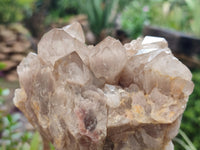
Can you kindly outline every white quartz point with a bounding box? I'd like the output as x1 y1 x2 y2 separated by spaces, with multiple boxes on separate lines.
38 28 75 65
90 36 127 84
38 27 89 66
142 36 168 48
53 52 91 86
148 54 193 81
63 22 85 43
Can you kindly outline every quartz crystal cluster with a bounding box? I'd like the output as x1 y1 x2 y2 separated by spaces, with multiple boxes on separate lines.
13 22 194 150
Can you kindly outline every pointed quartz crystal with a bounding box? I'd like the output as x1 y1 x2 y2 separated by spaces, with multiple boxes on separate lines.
63 22 85 43
53 51 92 86
90 36 127 84
38 22 90 66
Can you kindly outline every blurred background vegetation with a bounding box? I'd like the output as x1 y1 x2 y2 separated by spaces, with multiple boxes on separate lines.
0 0 200 149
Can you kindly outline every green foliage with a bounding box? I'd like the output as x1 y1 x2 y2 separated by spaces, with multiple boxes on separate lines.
149 0 189 31
0 102 40 149
174 129 197 150
121 0 200 38
56 0 79 15
178 69 200 150
45 0 130 37
118 0 133 10
0 87 43 149
0 89 28 149
121 0 150 38
0 63 6 70
78 0 119 37
46 0 79 18
0 0 35 24
184 0 200 37
149 0 200 37
43 0 79 26
0 87 31 150
1 113 24 148
0 0 22 23
45 11 72 26
30 132 41 150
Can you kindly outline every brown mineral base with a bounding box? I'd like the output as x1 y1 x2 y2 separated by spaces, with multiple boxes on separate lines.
13 22 194 150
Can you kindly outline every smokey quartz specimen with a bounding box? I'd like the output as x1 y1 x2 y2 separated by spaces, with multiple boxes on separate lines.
13 22 194 150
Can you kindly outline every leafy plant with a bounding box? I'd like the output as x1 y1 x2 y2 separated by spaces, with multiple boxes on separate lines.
1 113 24 148
150 1 186 30
0 0 35 24
0 104 43 149
44 0 79 24
30 132 42 150
121 0 200 38
46 0 130 39
184 0 200 37
78 0 119 38
121 0 150 38
0 63 6 71
173 129 197 150
56 0 79 16
0 86 31 149
150 0 200 37
118 0 133 10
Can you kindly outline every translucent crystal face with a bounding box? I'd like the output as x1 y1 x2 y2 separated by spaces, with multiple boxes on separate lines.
13 22 194 150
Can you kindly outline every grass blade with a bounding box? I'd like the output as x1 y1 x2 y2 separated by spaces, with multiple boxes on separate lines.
30 132 40 150
179 129 196 150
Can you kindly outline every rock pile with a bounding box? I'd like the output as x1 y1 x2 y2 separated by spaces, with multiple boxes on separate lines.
0 24 33 81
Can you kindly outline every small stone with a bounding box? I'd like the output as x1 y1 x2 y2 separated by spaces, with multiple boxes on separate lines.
12 42 27 53
0 53 6 60
0 29 17 42
5 70 18 81
0 43 13 53
9 23 30 36
13 23 194 150
10 54 25 62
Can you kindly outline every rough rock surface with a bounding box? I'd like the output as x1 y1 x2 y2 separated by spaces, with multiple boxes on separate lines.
13 22 194 150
